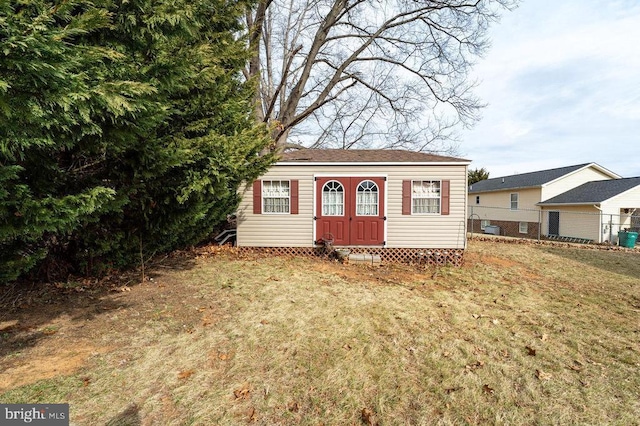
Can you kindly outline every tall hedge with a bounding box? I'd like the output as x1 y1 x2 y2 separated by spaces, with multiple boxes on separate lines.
0 0 272 282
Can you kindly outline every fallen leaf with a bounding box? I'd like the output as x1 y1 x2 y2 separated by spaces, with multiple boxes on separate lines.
343 344 352 350
473 346 487 355
525 346 536 356
247 406 256 423
445 386 462 394
234 383 251 400
482 384 494 394
465 360 485 370
361 407 377 426
260 319 269 325
82 377 91 387
535 369 552 381
472 313 480 319
442 351 451 358
287 401 299 412
178 370 195 380
219 353 229 360
492 319 500 325
540 333 549 342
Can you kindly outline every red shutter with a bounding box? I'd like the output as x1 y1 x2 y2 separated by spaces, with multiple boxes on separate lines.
290 180 299 214
402 180 411 215
441 180 450 215
252 180 261 214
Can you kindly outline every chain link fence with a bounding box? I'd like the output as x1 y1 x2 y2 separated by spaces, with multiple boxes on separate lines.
468 205 640 245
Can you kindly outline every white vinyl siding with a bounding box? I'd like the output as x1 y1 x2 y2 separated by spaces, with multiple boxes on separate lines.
542 167 615 201
237 164 468 249
467 188 542 223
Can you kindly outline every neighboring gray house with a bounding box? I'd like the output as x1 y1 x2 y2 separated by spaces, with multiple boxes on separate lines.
538 177 640 243
468 163 620 239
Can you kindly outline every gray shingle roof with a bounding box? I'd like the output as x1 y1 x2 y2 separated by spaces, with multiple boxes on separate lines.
469 164 592 193
538 177 640 205
279 149 469 163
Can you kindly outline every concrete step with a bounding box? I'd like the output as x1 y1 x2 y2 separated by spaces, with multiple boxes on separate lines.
348 253 381 266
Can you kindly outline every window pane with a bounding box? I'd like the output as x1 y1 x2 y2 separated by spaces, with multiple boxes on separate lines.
412 180 441 214
322 181 344 216
356 181 378 216
263 180 290 213
510 193 518 210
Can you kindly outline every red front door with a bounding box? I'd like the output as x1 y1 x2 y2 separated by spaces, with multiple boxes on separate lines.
315 177 385 246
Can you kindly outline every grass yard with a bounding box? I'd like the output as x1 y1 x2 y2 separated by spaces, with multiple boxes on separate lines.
1 240 639 425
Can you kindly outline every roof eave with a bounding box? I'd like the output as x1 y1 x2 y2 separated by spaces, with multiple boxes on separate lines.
537 202 603 207
541 163 621 188
469 185 543 194
276 161 472 166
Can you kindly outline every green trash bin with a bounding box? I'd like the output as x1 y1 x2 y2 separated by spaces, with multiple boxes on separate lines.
618 231 638 248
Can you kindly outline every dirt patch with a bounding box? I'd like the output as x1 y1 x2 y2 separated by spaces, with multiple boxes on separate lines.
0 264 208 394
0 344 109 392
478 255 519 268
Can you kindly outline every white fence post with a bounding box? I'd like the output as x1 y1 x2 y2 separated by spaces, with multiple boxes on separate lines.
609 215 614 243
538 210 542 241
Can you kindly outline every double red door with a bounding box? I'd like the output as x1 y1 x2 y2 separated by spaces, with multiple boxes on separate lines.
315 177 385 246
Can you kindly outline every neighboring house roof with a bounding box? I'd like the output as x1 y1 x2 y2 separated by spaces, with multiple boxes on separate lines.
538 177 640 205
278 149 470 164
469 163 620 193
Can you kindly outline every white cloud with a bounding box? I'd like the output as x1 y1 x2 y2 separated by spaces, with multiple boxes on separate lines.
463 0 640 178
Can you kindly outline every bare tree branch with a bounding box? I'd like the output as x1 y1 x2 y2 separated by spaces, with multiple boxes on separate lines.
245 0 517 150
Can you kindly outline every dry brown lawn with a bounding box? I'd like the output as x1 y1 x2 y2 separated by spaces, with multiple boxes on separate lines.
0 239 639 425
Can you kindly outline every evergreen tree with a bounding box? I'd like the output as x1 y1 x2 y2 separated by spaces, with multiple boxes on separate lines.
468 167 490 185
1 0 272 283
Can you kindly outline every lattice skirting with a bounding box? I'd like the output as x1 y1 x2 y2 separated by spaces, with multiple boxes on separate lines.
237 247 464 267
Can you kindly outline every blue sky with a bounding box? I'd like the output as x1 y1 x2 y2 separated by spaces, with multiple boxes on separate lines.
461 0 640 178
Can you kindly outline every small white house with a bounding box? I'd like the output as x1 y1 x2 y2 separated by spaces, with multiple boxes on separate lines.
538 177 640 243
236 149 471 265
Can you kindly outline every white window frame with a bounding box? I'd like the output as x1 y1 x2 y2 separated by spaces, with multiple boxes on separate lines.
322 180 345 216
412 180 441 215
480 220 491 230
519 222 528 234
262 180 290 214
510 193 519 210
356 180 379 216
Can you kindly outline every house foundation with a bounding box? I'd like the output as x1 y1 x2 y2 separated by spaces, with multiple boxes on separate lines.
237 247 465 267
